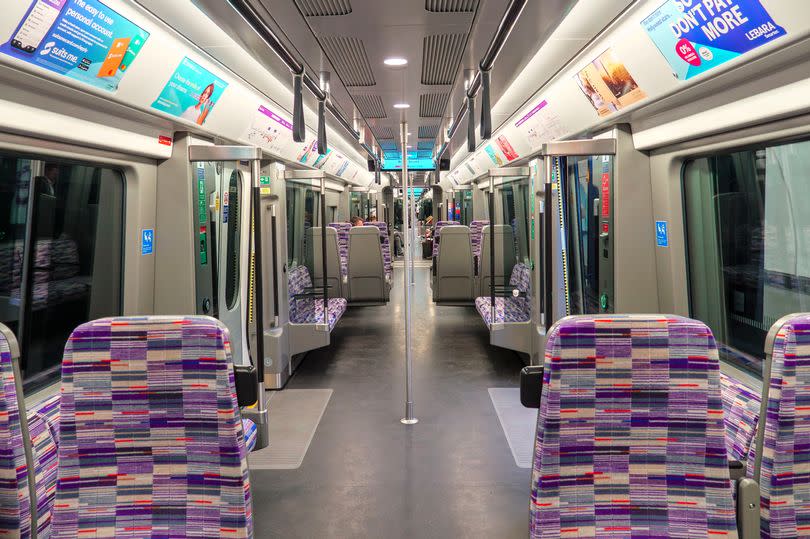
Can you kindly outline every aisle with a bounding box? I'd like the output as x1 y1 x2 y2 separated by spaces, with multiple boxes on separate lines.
251 265 530 538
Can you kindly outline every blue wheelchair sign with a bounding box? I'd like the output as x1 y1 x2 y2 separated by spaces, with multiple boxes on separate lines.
142 229 154 255
655 221 668 248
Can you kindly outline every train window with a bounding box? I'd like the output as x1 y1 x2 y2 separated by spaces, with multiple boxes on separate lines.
0 154 124 391
452 189 472 225
684 140 810 376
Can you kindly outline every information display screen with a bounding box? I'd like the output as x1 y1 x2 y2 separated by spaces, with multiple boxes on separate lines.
383 151 435 171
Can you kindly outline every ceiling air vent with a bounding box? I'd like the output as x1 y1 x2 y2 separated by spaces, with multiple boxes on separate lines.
425 0 476 13
354 95 387 119
418 125 439 139
295 0 352 16
419 93 449 118
373 126 396 140
379 139 398 151
417 140 434 151
320 36 376 86
421 33 466 85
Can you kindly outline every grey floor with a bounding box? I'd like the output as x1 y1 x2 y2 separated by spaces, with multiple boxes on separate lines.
252 265 530 538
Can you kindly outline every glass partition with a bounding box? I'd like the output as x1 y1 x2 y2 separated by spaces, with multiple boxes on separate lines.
684 139 810 376
286 183 319 268
557 155 614 315
350 191 370 221
452 189 473 225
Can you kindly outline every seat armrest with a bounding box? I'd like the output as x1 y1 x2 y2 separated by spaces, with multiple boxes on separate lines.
735 477 760 539
520 366 544 408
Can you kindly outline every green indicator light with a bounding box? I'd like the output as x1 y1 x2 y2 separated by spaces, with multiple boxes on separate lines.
600 293 609 311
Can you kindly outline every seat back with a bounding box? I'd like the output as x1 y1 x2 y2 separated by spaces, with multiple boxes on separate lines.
756 313 810 538
431 221 459 258
305 226 344 298
347 226 386 302
366 222 392 277
328 222 352 277
0 325 33 538
531 315 737 538
477 224 516 297
469 219 489 263
434 226 474 302
52 316 252 539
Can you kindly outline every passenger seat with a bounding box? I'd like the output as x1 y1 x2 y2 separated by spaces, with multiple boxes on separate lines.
529 315 738 538
347 226 390 303
756 313 810 538
366 221 393 279
432 225 474 302
0 324 34 538
51 316 253 538
328 222 352 278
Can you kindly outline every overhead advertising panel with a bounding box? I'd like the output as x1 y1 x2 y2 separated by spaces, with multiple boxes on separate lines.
514 99 568 152
642 0 786 80
1 0 149 92
574 49 647 117
152 56 228 126
243 104 295 156
383 151 436 171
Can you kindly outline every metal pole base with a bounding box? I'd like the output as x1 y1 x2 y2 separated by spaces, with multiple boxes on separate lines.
400 417 419 425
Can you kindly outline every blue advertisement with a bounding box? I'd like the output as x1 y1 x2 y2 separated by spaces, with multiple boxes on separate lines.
642 0 785 80
1 0 149 92
151 57 228 126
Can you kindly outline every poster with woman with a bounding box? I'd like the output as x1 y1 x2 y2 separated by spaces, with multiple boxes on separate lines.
151 57 228 126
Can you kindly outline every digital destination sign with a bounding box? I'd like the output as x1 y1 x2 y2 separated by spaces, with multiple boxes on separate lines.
382 151 435 171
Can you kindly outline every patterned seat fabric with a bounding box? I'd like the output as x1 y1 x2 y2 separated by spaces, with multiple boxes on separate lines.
288 265 347 329
475 263 531 327
530 315 737 538
51 316 253 539
28 396 59 538
469 219 489 262
0 328 32 538
759 314 810 538
431 221 460 258
720 372 761 467
328 222 352 277
366 222 392 278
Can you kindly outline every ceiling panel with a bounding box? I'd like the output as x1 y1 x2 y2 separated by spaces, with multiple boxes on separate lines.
418 125 439 139
419 92 449 118
294 0 353 17
425 0 476 13
320 35 376 87
421 33 466 85
354 94 387 118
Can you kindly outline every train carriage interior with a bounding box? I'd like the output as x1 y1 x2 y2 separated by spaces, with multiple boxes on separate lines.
2 0 810 537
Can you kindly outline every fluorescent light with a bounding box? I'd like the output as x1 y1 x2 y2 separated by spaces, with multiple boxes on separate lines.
384 57 408 66
393 103 410 109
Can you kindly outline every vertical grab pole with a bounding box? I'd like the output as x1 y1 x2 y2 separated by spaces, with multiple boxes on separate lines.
544 158 554 331
251 159 269 449
489 174 495 326
320 175 328 326
401 122 417 425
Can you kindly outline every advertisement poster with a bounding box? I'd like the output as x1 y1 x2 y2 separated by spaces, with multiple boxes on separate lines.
575 49 647 117
243 104 294 156
642 0 785 80
296 140 320 165
514 99 568 150
152 57 228 126
1 0 149 92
